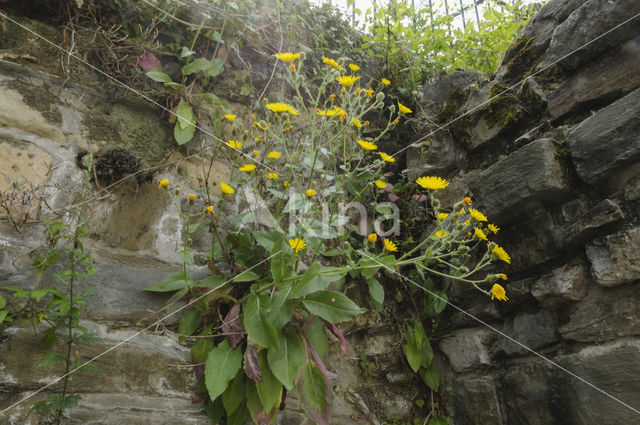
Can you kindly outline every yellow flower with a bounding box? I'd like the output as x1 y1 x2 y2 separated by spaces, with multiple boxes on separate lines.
306 189 316 198
462 197 472 205
416 176 449 190
207 205 214 214
283 181 290 187
337 75 360 87
393 119 399 125
375 180 387 189
158 179 169 189
366 89 374 97
267 151 282 159
438 213 449 221
398 102 412 114
316 109 326 116
187 193 195 200
355 87 361 94
239 164 256 172
227 140 242 149
367 233 378 243
290 63 296 71
357 139 378 151
322 55 339 68
224 114 237 123
496 273 508 280
268 172 279 179
328 94 336 101
488 223 500 234
220 182 235 194
490 283 508 301
435 230 448 238
469 208 488 222
474 227 487 241
384 239 398 252
266 102 299 116
381 78 391 86
253 150 259 157
364 120 370 126
243 130 249 136
274 52 300 63
325 106 346 117
289 238 307 253
349 63 360 72
492 245 511 264
352 119 362 128
379 152 396 163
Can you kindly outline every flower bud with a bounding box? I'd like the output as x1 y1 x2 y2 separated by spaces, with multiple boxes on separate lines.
388 104 396 114
432 198 440 209
376 92 385 101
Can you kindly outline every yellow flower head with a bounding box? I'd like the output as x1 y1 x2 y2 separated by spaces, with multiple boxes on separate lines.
488 223 500 234
268 172 279 179
352 119 362 128
490 283 509 301
187 193 195 200
416 176 449 190
474 227 487 241
469 208 488 222
325 106 346 117
375 180 387 189
224 114 237 123
243 130 249 136
220 182 235 194
366 89 374 97
274 52 301 63
158 179 169 189
492 245 511 264
255 121 267 130
239 164 256 172
398 102 412 114
306 189 316 198
462 197 472 205
207 205 214 214
379 152 396 163
438 213 449 221
267 151 282 159
289 238 307 253
227 140 242 149
337 75 360 87
322 55 339 68
381 78 391 86
357 139 378 151
496 273 508 280
349 63 360 72
266 102 299 116
384 239 398 252
393 119 399 125
252 150 259 157
283 181 290 187
316 109 326 116
367 233 378 243
435 230 448 238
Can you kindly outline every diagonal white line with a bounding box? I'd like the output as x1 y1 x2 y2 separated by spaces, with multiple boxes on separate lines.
0 12 280 174
358 250 640 416
0 251 280 416
358 10 640 176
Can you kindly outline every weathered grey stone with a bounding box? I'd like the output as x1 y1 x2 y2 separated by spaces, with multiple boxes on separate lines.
498 310 558 356
561 198 588 222
623 172 640 201
438 328 494 373
553 199 625 247
548 35 640 118
539 0 640 72
423 71 480 118
585 227 640 287
469 139 569 219
434 169 479 209
453 376 503 425
407 130 462 178
532 261 589 308
448 301 502 329
560 284 640 342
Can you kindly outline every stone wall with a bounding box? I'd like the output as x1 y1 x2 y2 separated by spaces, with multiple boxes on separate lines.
407 0 640 423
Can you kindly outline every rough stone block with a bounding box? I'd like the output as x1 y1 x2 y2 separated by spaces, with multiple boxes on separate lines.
453 376 504 425
498 310 558 356
585 227 640 287
0 86 64 141
532 261 589 307
469 138 569 219
438 328 494 373
553 199 624 247
423 71 480 118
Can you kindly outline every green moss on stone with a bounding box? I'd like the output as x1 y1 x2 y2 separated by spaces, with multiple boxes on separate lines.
486 82 524 129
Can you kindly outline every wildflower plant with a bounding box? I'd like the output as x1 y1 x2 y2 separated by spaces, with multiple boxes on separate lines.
143 52 511 425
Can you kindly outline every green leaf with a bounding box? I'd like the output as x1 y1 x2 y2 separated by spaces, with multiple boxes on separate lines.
268 330 306 390
266 288 293 331
367 278 384 310
405 323 422 373
256 350 282 412
205 397 225 424
233 271 260 283
304 318 329 358
195 273 227 289
144 271 192 292
38 352 66 367
178 248 194 265
0 310 7 324
0 294 6 309
178 308 200 337
191 339 214 363
173 122 194 146
182 58 211 75
227 402 249 425
303 291 365 324
253 230 283 252
419 361 439 392
204 340 242 401
205 58 225 78
300 362 328 415
270 239 289 283
222 372 245 416
187 221 208 233
292 264 344 298
428 416 451 425
145 71 173 83
243 293 278 349
175 99 194 130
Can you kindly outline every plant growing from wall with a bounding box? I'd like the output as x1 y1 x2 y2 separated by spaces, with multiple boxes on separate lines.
144 52 511 424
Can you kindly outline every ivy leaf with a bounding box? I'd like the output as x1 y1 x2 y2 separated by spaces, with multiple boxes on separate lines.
256 351 283 412
222 372 245 417
298 362 330 425
144 271 192 292
243 293 278 349
267 329 306 390
204 340 242 401
303 291 365 324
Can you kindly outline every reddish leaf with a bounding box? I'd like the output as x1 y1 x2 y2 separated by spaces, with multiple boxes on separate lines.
138 51 162 72
222 304 244 348
302 336 332 382
244 341 263 382
322 319 355 359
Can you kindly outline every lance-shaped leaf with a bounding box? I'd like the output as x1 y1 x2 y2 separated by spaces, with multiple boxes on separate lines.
222 371 245 417
144 270 191 292
246 380 278 425
322 319 354 358
303 290 365 324
243 293 278 349
204 340 242 401
267 329 306 390
292 263 344 298
256 351 282 412
244 341 262 382
297 362 330 425
221 303 244 348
